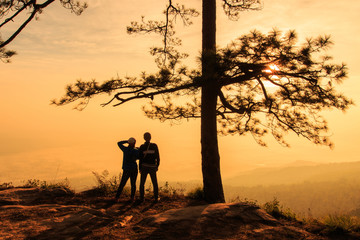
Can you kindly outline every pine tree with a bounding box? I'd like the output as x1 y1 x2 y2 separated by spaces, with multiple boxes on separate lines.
1 0 353 203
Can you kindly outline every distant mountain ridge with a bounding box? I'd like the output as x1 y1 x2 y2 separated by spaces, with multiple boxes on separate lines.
224 161 360 187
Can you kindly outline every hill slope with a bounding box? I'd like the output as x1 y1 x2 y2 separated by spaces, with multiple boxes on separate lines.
1 187 359 239
224 161 360 187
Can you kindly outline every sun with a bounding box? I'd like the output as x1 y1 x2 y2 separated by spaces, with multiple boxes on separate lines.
263 64 280 81
263 64 280 74
262 64 280 88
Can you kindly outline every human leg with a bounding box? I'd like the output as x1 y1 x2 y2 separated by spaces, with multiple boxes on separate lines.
149 169 159 201
129 170 138 200
139 169 148 201
115 171 130 199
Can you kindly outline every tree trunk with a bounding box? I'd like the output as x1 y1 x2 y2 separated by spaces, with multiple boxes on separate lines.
201 0 225 203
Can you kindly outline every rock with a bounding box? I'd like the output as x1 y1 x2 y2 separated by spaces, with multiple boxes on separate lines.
0 188 40 205
0 188 340 239
0 199 18 206
40 187 74 198
141 202 277 226
62 212 95 225
119 215 133 227
31 207 113 240
137 202 321 240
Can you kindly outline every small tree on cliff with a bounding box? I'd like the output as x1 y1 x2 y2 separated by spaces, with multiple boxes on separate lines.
1 0 353 203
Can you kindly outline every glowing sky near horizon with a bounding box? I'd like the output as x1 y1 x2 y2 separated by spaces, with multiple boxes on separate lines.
1 0 359 190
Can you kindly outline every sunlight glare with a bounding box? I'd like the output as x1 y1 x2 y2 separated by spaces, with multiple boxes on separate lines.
269 64 280 71
263 64 280 83
264 64 280 74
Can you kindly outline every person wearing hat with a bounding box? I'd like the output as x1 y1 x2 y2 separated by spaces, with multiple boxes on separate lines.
115 137 139 202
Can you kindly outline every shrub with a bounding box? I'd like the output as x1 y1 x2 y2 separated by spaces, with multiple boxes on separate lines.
0 182 14 190
322 214 360 233
91 170 125 196
262 197 297 221
159 181 185 198
187 186 204 200
20 178 72 191
40 178 72 190
21 179 41 188
229 196 258 206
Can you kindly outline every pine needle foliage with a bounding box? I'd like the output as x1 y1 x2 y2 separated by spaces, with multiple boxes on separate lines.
53 29 353 147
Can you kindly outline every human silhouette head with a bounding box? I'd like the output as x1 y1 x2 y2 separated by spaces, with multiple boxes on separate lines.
144 132 151 142
128 137 136 147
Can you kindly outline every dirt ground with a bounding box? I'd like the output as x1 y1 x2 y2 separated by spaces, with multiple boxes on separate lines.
0 187 205 239
1 187 359 240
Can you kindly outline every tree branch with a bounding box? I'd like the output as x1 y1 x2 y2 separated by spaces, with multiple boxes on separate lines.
222 0 263 20
0 0 58 48
0 0 35 28
1 0 86 51
111 82 198 107
126 0 198 68
0 5 37 48
218 89 246 114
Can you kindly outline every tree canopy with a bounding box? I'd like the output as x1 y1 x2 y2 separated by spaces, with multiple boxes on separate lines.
52 29 352 148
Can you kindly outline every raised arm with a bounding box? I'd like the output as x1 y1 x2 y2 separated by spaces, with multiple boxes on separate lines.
117 140 128 151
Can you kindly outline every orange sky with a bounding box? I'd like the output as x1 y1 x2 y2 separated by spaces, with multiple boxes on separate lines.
1 0 359 191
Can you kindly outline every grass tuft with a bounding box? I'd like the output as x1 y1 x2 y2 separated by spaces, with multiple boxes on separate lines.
229 196 258 206
0 182 14 190
89 170 126 197
262 197 297 221
159 181 185 199
19 178 72 190
322 214 360 233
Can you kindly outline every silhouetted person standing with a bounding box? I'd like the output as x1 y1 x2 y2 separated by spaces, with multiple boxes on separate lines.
139 132 160 202
115 137 139 202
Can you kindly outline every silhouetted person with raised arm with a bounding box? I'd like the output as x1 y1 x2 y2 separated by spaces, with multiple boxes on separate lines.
139 132 160 202
115 137 139 202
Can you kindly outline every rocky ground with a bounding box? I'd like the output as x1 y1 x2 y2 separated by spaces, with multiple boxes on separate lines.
0 187 359 239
